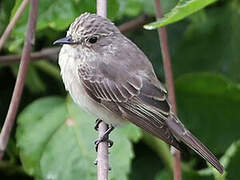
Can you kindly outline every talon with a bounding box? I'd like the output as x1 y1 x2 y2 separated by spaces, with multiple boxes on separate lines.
108 139 113 148
94 124 115 151
94 119 102 131
94 139 101 152
94 159 98 165
94 139 114 152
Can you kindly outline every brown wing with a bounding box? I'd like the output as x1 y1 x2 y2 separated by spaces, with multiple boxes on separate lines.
117 79 180 148
78 59 180 148
78 60 142 102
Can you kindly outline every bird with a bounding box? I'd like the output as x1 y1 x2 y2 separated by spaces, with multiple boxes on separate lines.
54 12 224 174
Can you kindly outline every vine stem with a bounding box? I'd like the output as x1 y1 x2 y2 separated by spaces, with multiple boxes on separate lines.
0 47 60 64
153 0 182 180
0 0 39 160
0 0 29 51
96 0 109 180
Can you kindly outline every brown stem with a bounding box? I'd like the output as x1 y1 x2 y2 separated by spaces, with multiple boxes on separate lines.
97 123 109 180
153 0 182 180
0 0 29 51
0 0 39 160
118 14 154 34
0 47 60 64
96 0 109 180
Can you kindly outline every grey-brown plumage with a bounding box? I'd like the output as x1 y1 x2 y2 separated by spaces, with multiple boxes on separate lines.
55 12 224 174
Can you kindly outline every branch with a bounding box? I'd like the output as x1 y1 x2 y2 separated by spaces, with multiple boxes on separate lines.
0 0 39 160
0 47 60 64
118 14 153 34
96 1 109 180
0 0 29 51
153 0 182 180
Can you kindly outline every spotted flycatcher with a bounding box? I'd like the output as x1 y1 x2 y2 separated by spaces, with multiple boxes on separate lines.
54 13 224 174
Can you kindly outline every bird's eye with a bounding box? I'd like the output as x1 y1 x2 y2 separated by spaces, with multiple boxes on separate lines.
88 36 98 44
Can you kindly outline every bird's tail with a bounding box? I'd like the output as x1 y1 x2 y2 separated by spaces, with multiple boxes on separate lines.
166 114 224 174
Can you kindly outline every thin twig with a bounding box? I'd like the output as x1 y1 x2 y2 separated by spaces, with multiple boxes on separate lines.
97 0 107 18
0 0 29 51
153 0 182 180
0 15 153 64
96 122 109 180
0 47 60 64
0 0 39 160
96 1 109 180
118 14 153 34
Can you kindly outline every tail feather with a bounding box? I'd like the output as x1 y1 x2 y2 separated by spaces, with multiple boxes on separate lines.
166 114 224 174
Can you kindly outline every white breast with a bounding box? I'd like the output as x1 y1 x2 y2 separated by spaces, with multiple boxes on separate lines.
58 45 126 126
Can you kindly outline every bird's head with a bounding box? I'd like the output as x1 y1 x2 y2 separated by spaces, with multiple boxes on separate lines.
54 12 120 49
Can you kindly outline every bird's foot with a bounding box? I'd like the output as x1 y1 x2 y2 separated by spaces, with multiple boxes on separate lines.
94 159 98 165
94 125 115 152
94 136 114 152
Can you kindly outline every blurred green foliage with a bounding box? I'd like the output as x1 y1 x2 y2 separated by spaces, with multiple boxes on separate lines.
144 0 218 29
16 96 141 180
1 0 240 179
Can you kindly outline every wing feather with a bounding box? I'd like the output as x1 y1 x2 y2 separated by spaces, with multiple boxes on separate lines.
116 99 180 148
77 60 177 147
78 61 142 102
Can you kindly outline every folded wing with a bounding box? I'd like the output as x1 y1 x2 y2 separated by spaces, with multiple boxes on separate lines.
78 60 180 148
77 55 224 174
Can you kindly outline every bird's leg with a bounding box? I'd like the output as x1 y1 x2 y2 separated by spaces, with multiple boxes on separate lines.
94 124 115 152
94 123 115 168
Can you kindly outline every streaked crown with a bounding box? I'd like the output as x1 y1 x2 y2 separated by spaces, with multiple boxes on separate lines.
67 12 119 42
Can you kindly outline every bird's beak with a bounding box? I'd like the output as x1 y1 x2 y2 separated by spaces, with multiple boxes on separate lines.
53 36 75 45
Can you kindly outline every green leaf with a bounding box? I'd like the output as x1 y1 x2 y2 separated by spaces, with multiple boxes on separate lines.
0 0 15 34
11 0 76 33
142 132 173 170
175 73 240 153
10 0 76 51
118 123 142 143
118 0 154 17
221 141 240 170
218 141 240 180
17 96 138 180
33 60 61 81
155 169 172 180
117 0 177 17
199 141 240 179
172 1 240 82
8 38 24 53
10 64 46 93
144 0 217 29
16 96 65 178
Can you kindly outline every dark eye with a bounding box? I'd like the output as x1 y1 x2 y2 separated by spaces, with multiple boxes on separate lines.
88 36 98 44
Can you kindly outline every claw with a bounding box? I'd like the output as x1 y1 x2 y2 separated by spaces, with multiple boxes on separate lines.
94 125 115 152
94 159 98 165
94 119 102 131
107 139 113 148
95 138 114 152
